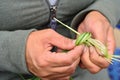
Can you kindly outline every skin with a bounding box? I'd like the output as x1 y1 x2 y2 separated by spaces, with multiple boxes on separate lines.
78 11 116 73
26 29 84 80
25 11 115 79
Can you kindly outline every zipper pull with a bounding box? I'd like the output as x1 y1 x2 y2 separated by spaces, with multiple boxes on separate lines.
49 5 57 30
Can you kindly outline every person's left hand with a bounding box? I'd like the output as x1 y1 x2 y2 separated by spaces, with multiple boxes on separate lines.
77 11 116 73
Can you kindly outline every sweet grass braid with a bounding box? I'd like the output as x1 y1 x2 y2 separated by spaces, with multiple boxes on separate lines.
54 18 120 64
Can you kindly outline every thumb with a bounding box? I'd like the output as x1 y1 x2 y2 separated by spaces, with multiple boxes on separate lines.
50 31 75 50
107 27 115 55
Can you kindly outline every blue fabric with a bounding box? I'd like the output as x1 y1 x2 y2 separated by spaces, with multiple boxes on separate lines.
116 24 120 29
108 48 120 80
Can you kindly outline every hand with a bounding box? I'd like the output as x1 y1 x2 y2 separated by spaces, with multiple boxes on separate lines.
77 11 115 73
26 29 84 80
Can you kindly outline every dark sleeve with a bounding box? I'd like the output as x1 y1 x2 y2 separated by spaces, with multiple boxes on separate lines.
71 0 120 28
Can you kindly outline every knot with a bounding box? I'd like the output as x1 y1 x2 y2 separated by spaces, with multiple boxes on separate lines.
75 32 91 46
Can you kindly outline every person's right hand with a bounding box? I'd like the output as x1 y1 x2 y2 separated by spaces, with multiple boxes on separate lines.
25 29 84 80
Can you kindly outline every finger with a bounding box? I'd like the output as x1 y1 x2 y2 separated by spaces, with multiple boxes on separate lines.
81 46 101 73
49 30 75 50
89 47 109 68
43 57 80 74
45 58 80 79
41 73 70 80
47 45 84 67
79 61 86 69
47 76 70 80
107 27 116 55
90 21 108 45
77 23 85 33
37 67 71 80
57 76 70 80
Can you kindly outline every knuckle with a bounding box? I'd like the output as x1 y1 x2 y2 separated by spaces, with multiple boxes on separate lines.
101 62 109 68
48 29 55 34
90 54 96 60
45 29 55 37
90 55 110 68
90 56 95 60
64 59 73 65
40 75 48 79
39 72 50 78
57 77 70 80
89 68 101 74
38 60 49 68
67 66 75 74
40 74 46 78
35 72 47 78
